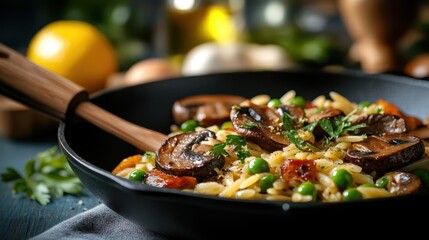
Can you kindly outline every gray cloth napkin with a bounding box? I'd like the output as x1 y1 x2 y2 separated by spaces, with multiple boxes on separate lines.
30 204 169 240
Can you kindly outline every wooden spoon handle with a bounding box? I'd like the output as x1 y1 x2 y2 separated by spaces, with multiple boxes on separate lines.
75 102 166 152
0 43 88 119
0 43 166 152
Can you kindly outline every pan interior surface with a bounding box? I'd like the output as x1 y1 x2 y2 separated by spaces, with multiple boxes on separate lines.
59 70 429 239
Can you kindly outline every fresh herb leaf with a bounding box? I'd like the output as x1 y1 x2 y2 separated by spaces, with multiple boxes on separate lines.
319 118 335 138
282 113 295 131
282 113 319 152
225 134 247 147
284 130 306 151
25 159 36 177
0 146 83 205
302 121 318 132
236 150 251 162
211 143 228 156
284 130 319 152
211 135 250 163
1 167 22 182
319 108 366 143
33 183 50 205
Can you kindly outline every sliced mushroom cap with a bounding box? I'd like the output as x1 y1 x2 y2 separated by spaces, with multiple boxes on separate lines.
382 171 421 195
230 101 302 151
410 126 429 140
308 108 343 123
353 114 407 135
276 105 306 128
156 130 225 180
172 94 246 127
345 134 425 175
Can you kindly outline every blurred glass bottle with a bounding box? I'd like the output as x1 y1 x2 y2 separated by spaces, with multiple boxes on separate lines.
245 0 347 67
156 0 245 67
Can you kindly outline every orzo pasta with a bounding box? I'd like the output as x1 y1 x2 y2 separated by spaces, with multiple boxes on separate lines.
113 91 429 202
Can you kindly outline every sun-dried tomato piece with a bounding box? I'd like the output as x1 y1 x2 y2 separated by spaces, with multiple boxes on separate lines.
280 159 317 184
146 169 197 189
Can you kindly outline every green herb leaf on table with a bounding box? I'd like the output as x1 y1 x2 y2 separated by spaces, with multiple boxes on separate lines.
0 146 83 205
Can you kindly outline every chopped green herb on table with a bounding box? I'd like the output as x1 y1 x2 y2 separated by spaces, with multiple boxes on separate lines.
1 146 83 205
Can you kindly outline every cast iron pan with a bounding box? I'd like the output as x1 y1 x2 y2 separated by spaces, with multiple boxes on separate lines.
58 69 429 239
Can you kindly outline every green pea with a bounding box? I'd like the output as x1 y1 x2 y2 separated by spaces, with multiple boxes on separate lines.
248 157 270 175
411 169 429 187
375 106 383 114
375 177 389 189
267 98 282 108
260 173 276 193
296 181 317 200
358 101 371 108
220 121 233 130
180 120 199 132
342 188 363 201
331 169 353 191
290 96 306 108
129 169 147 182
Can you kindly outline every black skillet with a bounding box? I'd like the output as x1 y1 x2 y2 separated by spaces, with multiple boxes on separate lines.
1 43 429 238
60 70 429 238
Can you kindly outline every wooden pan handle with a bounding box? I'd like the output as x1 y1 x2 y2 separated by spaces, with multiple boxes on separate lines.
0 43 88 120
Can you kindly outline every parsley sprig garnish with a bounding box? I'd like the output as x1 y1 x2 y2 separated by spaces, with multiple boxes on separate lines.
211 135 251 163
318 108 366 144
1 146 83 205
282 113 319 152
282 108 366 151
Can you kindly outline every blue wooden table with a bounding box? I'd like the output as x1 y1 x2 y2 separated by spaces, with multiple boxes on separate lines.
0 133 100 240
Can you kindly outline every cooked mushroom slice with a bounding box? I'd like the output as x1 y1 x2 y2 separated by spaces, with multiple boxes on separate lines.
345 134 425 175
230 101 292 151
308 108 343 123
410 126 429 140
381 172 421 195
353 114 407 135
276 105 306 128
172 94 246 127
156 130 225 180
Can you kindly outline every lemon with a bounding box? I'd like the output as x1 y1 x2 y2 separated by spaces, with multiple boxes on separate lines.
27 20 118 93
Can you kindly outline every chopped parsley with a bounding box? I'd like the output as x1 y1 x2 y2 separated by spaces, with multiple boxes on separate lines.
284 130 319 152
282 108 366 151
1 146 83 205
211 135 251 162
318 108 366 143
282 113 319 152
